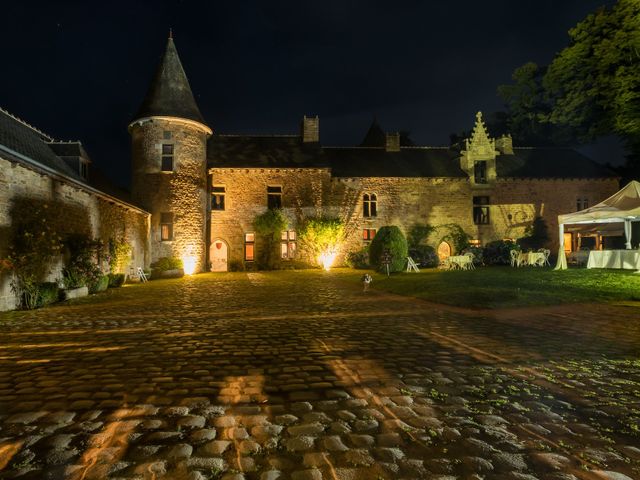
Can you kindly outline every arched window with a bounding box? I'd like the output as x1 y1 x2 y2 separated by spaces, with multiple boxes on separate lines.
363 193 377 218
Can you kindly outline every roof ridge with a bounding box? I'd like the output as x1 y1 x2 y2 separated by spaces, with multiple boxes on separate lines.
0 107 54 141
216 134 299 138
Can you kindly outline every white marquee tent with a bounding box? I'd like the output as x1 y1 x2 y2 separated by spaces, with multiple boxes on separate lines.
555 180 640 270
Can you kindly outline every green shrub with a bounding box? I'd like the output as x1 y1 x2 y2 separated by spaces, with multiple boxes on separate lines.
151 257 183 273
297 216 345 268
519 216 550 251
63 234 103 289
345 246 370 269
253 209 289 270
108 273 126 288
89 275 109 294
5 198 64 309
369 226 408 273
228 259 245 272
483 240 520 265
36 282 59 308
409 245 439 268
407 223 435 249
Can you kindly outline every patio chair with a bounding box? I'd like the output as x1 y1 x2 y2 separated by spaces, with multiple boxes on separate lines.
541 248 551 266
510 249 519 267
464 252 475 270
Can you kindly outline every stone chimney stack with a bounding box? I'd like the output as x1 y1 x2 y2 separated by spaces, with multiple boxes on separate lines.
301 115 319 143
385 132 401 152
495 134 513 155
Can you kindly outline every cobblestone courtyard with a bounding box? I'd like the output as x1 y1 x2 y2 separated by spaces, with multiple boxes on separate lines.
1 270 639 480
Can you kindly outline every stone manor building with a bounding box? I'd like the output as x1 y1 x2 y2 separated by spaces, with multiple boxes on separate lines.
129 37 618 272
0 34 620 309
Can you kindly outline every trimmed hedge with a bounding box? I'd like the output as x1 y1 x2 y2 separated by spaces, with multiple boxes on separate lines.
345 246 370 269
369 226 408 273
108 273 126 288
89 275 109 294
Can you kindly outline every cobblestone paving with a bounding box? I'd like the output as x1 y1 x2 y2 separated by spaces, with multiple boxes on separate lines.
0 270 639 480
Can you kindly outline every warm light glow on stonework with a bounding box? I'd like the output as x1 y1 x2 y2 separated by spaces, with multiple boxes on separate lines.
318 250 337 271
182 256 197 275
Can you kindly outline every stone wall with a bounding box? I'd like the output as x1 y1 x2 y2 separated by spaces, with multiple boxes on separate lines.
130 117 209 272
0 156 150 311
209 166 619 269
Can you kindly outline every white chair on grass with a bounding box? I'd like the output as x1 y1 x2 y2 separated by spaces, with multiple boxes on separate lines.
510 249 519 267
464 252 475 270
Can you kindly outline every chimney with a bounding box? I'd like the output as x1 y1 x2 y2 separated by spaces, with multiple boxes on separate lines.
301 115 319 143
495 134 513 155
385 132 400 152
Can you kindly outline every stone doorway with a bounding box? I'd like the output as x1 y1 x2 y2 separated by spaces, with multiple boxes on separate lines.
210 239 228 272
437 241 451 262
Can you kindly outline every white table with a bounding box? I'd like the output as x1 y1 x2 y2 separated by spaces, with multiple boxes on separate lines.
445 255 473 270
517 252 546 267
587 250 640 270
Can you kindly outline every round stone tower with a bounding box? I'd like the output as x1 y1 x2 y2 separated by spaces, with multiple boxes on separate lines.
129 35 212 274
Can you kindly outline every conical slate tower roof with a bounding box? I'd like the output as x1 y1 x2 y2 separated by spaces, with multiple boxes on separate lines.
133 36 206 126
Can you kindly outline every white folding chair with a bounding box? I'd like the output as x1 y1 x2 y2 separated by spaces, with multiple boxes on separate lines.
510 249 519 267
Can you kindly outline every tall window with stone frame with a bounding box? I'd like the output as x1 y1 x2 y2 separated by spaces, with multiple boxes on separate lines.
267 186 282 209
244 233 255 261
160 212 174 241
363 193 377 218
161 144 174 172
576 197 589 211
474 161 487 184
473 196 490 225
212 186 225 211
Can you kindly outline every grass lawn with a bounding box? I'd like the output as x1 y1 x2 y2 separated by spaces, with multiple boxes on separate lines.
336 266 640 309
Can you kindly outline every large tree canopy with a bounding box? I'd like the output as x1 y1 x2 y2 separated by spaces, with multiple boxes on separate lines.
499 0 640 166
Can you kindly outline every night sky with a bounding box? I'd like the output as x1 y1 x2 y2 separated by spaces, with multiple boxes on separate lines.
3 0 623 188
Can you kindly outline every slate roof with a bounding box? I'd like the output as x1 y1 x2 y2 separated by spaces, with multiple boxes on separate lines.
326 147 466 177
133 37 206 126
48 141 89 159
207 135 326 168
498 148 616 178
0 108 81 180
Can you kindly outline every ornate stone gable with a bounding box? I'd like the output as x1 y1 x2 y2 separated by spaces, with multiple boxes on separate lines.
463 111 497 159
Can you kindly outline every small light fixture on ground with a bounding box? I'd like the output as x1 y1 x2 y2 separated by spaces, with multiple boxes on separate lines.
318 250 337 271
182 256 197 275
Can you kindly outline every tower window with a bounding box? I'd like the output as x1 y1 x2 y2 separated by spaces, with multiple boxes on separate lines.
474 161 487 184
160 212 174 241
212 186 225 211
245 233 255 261
163 131 172 140
473 196 490 225
363 193 377 218
161 144 174 172
267 186 282 209
281 230 296 259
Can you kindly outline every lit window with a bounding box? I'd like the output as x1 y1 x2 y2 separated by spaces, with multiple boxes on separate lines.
245 233 255 261
212 186 225 211
474 161 487 184
469 239 481 247
161 144 174 172
473 196 490 225
267 186 282 209
160 212 173 241
363 193 377 218
363 228 376 242
281 230 296 259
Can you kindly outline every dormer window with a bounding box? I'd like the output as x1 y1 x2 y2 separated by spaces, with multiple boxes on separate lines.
161 144 174 172
79 160 89 180
474 161 487 184
267 186 282 209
